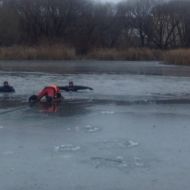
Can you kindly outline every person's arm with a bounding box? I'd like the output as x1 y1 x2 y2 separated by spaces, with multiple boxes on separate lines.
58 86 69 91
74 85 93 91
58 85 93 91
37 88 47 100
0 86 15 92
10 86 15 92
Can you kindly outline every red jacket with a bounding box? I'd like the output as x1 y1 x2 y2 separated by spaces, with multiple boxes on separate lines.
38 85 61 100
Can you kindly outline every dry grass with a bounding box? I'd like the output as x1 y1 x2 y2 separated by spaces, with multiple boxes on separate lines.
1 46 190 64
87 48 162 60
163 49 190 65
0 45 76 60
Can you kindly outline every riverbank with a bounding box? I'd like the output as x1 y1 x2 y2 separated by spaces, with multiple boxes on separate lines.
0 46 190 65
0 45 76 60
0 46 160 60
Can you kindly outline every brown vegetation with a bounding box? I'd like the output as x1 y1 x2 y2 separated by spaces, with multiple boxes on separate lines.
87 48 163 61
0 45 190 65
163 49 190 65
0 45 76 60
0 46 163 61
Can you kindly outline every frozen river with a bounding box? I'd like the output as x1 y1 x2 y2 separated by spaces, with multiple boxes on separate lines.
0 61 190 190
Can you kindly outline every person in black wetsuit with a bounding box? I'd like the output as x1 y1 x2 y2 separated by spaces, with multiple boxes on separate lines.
0 81 15 93
59 81 93 92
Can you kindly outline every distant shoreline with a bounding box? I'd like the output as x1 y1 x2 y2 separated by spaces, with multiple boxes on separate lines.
0 46 190 65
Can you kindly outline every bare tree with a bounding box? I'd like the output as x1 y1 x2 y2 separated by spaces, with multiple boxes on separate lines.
0 0 190 50
150 2 181 49
0 0 19 45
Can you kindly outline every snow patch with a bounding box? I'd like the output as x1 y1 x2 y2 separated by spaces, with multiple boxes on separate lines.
101 111 115 114
91 156 128 169
134 157 144 167
55 144 80 152
98 139 139 149
128 140 139 148
84 125 100 133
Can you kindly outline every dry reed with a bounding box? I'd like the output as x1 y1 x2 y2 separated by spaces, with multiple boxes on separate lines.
0 45 76 60
87 48 161 60
163 49 190 65
1 46 190 65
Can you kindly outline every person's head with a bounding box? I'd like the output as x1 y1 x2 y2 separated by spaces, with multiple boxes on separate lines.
69 81 74 87
46 96 53 104
56 93 62 98
28 95 38 103
3 81 9 87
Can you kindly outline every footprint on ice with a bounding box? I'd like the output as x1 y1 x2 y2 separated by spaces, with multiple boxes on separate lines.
54 144 80 152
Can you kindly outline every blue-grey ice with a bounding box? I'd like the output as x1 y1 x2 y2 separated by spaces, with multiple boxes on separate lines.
1 61 190 190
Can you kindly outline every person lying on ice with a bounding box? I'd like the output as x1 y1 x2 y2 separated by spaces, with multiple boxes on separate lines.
59 81 93 92
29 84 63 104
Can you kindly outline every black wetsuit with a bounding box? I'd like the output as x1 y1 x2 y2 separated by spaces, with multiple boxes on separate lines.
0 86 15 93
58 85 93 92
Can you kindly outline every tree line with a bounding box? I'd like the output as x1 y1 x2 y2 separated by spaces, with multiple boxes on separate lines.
0 0 190 54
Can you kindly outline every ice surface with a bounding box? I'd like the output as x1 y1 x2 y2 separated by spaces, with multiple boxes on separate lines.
1 62 190 190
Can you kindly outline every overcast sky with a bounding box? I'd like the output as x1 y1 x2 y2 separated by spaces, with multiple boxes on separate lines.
94 0 122 3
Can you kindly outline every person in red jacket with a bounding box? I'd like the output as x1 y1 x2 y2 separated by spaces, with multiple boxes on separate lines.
29 84 62 103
